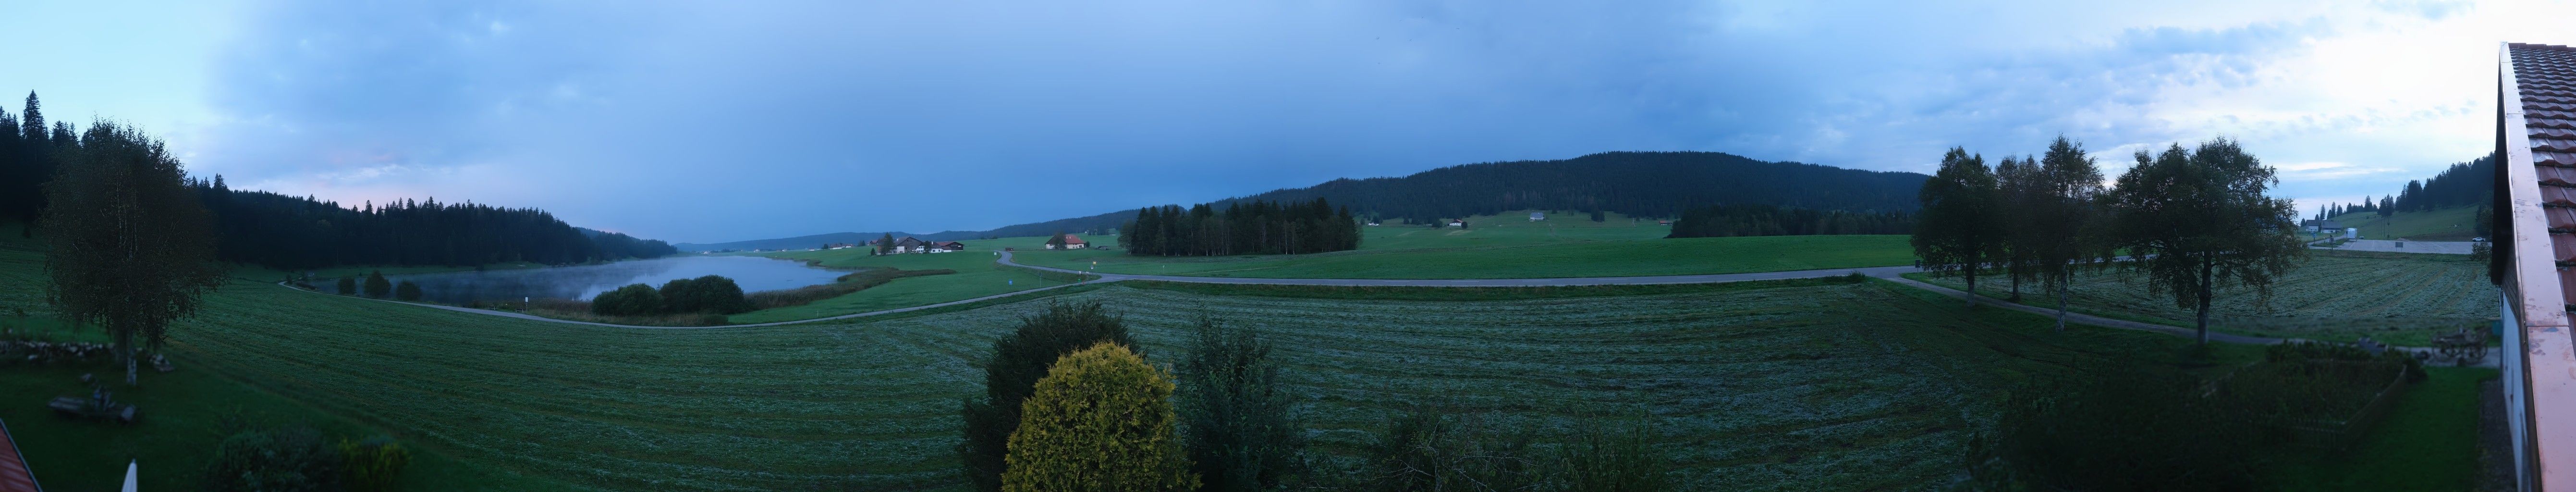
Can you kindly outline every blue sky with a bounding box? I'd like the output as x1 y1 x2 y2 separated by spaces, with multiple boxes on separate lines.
0 0 2553 243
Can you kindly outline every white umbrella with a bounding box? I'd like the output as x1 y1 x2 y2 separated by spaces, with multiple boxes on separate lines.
121 460 136 492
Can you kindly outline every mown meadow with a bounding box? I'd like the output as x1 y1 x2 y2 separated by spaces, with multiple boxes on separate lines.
3 245 2231 491
994 210 1915 279
1906 250 2498 345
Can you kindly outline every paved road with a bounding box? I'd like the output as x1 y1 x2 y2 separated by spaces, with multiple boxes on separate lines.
2314 239 2478 255
994 250 1918 286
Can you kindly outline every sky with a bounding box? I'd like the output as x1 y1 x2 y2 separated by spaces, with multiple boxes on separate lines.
0 0 2561 243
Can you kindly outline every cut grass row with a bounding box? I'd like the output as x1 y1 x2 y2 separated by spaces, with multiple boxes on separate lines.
16 269 2255 491
1904 252 2498 346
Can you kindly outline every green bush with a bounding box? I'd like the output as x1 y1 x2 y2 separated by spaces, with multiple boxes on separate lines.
392 281 422 302
961 302 1137 492
1555 412 1672 492
1970 358 2264 491
205 423 345 492
1176 317 1305 492
659 275 752 314
1349 406 1542 492
362 271 391 298
340 436 411 492
589 283 662 316
336 277 357 295
1001 342 1197 492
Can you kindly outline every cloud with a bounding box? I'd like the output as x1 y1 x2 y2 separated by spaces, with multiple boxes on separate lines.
138 0 2561 242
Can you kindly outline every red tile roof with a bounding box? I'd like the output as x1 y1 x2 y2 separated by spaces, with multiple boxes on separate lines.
0 418 38 492
2497 41 2576 492
1060 235 1086 245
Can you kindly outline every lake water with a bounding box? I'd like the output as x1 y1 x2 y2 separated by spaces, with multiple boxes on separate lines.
379 255 843 304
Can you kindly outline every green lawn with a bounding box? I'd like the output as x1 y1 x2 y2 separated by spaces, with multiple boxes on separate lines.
995 222 1914 279
728 248 1087 323
2329 206 2482 241
2269 367 2496 492
1906 251 2498 345
0 238 2251 490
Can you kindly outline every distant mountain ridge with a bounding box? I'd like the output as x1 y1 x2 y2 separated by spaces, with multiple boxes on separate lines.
684 151 1929 251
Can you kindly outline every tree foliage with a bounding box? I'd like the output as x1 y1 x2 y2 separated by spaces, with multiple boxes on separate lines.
336 277 357 295
961 302 1138 492
1122 198 1359 256
394 281 423 302
204 422 346 492
363 271 391 299
39 120 227 384
1969 357 2263 491
1664 203 1911 238
590 283 663 316
1001 342 1199 492
2102 138 2304 345
1175 317 1305 492
1910 147 2006 307
658 275 753 315
0 90 671 268
2012 136 2108 330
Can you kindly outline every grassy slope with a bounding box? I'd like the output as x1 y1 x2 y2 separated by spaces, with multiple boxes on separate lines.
1906 251 2498 345
1 234 2246 490
994 210 1914 279
2328 205 2481 241
2271 367 2496 492
729 248 1084 324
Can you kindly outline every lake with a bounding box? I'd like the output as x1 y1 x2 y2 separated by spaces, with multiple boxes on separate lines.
380 255 844 304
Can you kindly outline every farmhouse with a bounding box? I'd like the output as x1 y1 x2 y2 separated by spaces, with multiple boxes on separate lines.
929 241 965 252
1529 212 1545 221
1449 220 1465 227
1045 234 1089 250
2300 219 2342 233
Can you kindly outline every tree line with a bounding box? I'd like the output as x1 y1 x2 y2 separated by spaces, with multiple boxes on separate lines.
0 91 673 269
2309 155 2493 222
1912 135 2303 343
1118 198 1361 256
962 151 1928 241
1664 203 1912 238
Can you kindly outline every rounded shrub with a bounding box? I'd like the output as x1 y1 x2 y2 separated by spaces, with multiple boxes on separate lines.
204 423 343 492
335 277 357 295
393 281 423 302
1001 342 1196 492
590 283 662 316
339 436 412 492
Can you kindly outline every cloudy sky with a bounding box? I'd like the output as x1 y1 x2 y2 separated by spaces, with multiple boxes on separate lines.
2 0 2559 243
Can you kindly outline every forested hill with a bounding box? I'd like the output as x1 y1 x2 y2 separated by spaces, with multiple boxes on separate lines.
977 151 1929 237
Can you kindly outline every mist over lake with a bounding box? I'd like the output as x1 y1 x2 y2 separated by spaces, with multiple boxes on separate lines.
381 256 844 304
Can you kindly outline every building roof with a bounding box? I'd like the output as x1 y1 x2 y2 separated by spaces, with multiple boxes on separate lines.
2302 219 2343 229
0 418 38 492
1060 234 1086 245
2496 41 2576 491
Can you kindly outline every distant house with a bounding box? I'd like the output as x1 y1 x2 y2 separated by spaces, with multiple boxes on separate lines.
825 243 856 250
889 236 928 253
1529 212 1545 221
1449 220 1465 227
1046 234 1089 249
2300 219 2343 233
1656 220 1672 225
929 241 966 253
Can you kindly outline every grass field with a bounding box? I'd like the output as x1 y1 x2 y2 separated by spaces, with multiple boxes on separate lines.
1906 251 2499 345
0 236 2250 490
728 248 1088 324
2329 205 2481 241
2270 367 2496 492
990 211 1913 279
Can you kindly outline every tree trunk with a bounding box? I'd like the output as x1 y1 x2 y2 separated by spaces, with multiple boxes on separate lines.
2055 279 2069 332
117 329 136 385
2009 269 2022 302
2195 259 2215 346
1964 258 1979 308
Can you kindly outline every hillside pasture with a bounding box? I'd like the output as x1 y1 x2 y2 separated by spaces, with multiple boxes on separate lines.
1907 251 2497 345
2327 205 2481 241
3 252 2230 491
994 217 1913 279
728 248 1087 323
